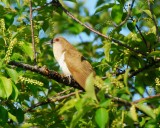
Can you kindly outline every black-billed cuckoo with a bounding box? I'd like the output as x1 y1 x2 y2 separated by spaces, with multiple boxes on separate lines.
51 37 95 90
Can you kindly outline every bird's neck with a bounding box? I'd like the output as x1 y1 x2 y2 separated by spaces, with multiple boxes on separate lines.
53 43 66 62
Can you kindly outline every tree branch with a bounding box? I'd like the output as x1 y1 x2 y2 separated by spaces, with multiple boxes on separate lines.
30 0 37 65
8 61 83 90
9 61 160 115
8 61 133 106
133 93 160 104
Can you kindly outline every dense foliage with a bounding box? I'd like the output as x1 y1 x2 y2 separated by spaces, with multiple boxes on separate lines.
0 0 160 127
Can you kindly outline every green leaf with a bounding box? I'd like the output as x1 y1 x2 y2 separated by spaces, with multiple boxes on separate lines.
70 98 94 128
129 105 138 121
111 4 123 24
100 99 112 108
143 10 152 18
0 106 8 125
95 108 109 128
148 51 160 57
8 112 17 122
4 13 15 29
11 83 19 100
103 41 111 62
11 53 24 61
6 68 19 83
124 68 130 87
127 22 136 32
135 75 145 95
59 98 77 115
140 117 146 127
15 108 24 123
95 3 115 14
144 119 158 128
85 73 97 102
20 42 34 60
70 108 88 128
0 76 13 98
135 104 156 119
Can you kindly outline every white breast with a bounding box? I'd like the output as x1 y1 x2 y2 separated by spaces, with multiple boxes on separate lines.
53 42 71 77
58 52 71 77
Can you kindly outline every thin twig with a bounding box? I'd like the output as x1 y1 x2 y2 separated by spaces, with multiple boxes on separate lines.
30 0 36 65
147 0 159 41
115 0 135 28
25 90 83 112
54 87 74 97
105 94 132 106
124 4 148 48
135 25 147 47
133 93 160 104
129 59 160 78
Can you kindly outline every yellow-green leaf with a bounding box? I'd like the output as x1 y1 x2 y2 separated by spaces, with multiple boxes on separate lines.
0 76 13 98
85 73 97 102
129 105 138 121
148 51 160 57
103 41 111 62
6 68 19 83
135 103 156 119
143 10 152 18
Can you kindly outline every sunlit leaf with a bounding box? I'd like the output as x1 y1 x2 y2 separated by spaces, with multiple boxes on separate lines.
111 4 123 24
6 68 19 83
20 42 34 60
8 112 18 122
148 51 160 57
129 105 138 122
85 73 97 102
95 108 109 128
135 104 156 119
103 41 111 62
124 68 130 87
143 10 152 18
95 3 115 14
0 76 13 98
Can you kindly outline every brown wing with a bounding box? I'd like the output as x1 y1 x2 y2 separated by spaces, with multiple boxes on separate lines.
64 49 95 89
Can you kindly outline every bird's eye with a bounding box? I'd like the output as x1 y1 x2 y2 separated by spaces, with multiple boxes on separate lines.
55 38 59 42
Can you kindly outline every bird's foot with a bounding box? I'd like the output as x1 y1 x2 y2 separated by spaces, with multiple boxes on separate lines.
66 75 72 84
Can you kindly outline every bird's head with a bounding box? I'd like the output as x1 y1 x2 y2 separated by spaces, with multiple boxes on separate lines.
51 37 67 45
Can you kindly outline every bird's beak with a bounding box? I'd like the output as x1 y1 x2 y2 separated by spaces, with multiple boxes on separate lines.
50 39 53 44
50 39 55 44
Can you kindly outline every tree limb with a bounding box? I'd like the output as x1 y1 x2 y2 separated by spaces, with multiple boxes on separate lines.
30 0 37 65
8 61 83 90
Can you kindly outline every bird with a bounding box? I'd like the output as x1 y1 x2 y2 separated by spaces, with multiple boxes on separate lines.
51 37 95 90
